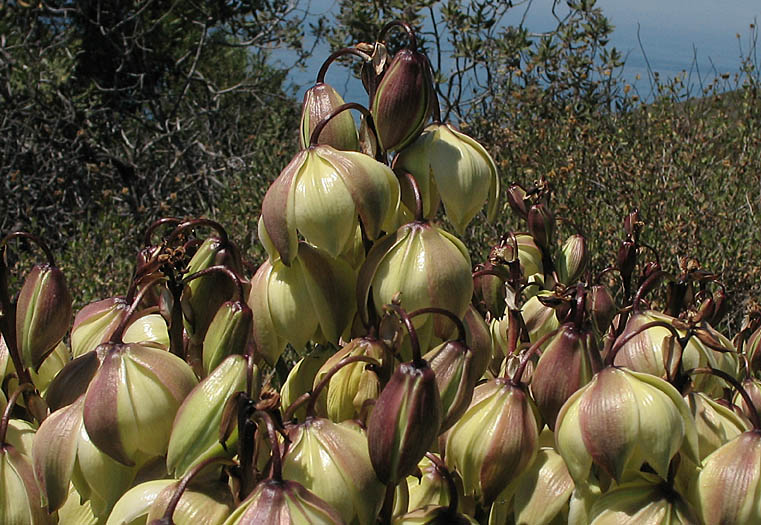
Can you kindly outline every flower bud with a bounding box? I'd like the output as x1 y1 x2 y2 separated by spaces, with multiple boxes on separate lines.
33 395 140 517
30 340 70 395
555 367 699 484
283 418 385 525
523 293 561 347
461 305 492 381
472 263 507 319
280 348 333 423
747 323 761 376
589 473 698 524
107 478 233 525
368 361 442 484
55 483 100 525
371 48 433 152
167 355 250 478
614 311 738 395
248 243 355 366
300 82 359 151
445 379 540 505
508 445 574 525
259 145 400 265
224 479 344 524
530 323 600 430
616 239 637 281
182 237 243 346
145 478 235 525
394 123 499 234
733 377 761 424
505 184 530 219
15 263 72 371
692 430 761 525
201 301 252 375
4 419 35 459
687 391 749 462
527 204 554 251
71 297 129 358
393 506 478 525
122 312 170 349
557 234 588 285
586 284 617 336
313 336 393 423
489 234 543 281
424 339 479 432
1 443 54 524
82 342 198 466
358 222 473 344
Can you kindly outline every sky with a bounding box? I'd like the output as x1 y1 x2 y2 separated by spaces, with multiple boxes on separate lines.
277 0 761 102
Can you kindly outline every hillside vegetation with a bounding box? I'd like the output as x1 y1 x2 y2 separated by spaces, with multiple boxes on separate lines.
1 0 759 331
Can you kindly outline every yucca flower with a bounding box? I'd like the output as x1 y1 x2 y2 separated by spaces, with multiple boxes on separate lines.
259 144 400 265
394 122 499 234
445 379 539 505
555 366 698 484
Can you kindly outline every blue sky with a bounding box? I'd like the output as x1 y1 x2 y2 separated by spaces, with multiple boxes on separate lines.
279 0 761 101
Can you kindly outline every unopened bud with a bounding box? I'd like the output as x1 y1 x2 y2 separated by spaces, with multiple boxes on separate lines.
371 48 433 152
16 264 72 371
505 184 530 220
300 82 359 151
557 234 588 285
367 361 442 484
527 204 554 250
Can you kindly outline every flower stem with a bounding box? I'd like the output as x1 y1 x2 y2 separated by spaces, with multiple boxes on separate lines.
632 269 670 311
154 456 236 525
408 307 466 343
395 169 424 222
183 265 245 303
252 410 284 482
167 218 229 246
688 367 761 430
316 47 371 84
378 20 418 51
605 320 688 367
511 328 559 384
283 355 381 421
143 217 182 247
0 383 33 446
386 303 425 367
309 101 373 147
0 231 57 267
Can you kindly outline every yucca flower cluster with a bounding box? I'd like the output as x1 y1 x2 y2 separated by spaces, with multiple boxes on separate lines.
1 19 761 525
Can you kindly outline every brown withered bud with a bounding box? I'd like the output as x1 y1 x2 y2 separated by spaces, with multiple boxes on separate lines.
527 203 555 251
710 288 729 326
505 184 530 220
695 295 716 324
586 284 618 336
616 239 637 283
623 209 642 239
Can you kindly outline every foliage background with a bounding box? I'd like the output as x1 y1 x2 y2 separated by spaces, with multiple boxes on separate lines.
1 0 759 332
